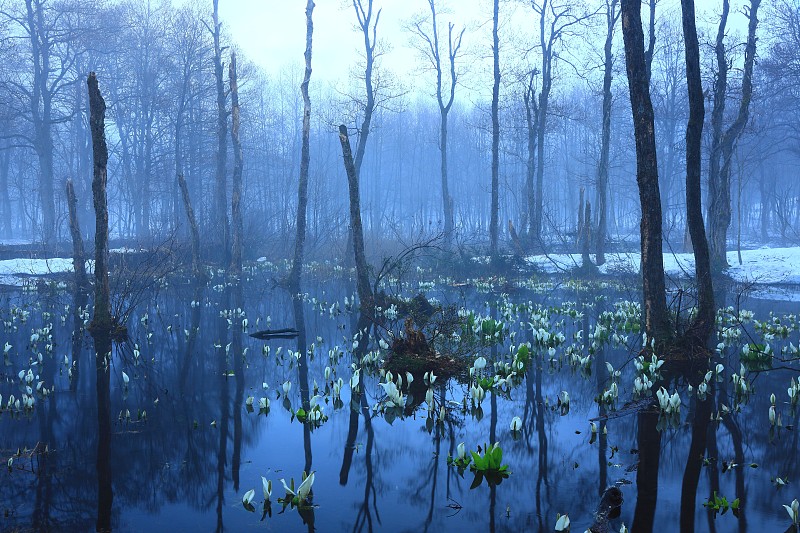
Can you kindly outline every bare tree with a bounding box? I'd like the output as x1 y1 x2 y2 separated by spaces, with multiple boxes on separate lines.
680 0 714 342
177 173 202 279
210 0 230 264
708 0 761 270
529 0 597 247
489 0 500 259
87 73 111 333
290 0 315 293
0 0 93 242
410 0 465 249
229 51 243 276
595 0 620 265
522 70 539 243
351 0 381 179
65 178 86 288
339 125 372 309
620 0 671 345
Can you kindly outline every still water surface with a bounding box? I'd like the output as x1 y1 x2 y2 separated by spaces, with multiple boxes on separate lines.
1 269 798 532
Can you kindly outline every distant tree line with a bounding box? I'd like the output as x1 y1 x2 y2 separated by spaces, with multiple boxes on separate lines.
0 0 798 262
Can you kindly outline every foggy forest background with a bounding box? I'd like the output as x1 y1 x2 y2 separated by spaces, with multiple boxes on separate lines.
0 0 798 262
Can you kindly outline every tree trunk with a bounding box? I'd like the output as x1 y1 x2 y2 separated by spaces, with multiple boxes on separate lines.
680 0 715 342
177 174 202 279
577 186 585 247
707 0 729 270
26 0 56 244
66 179 87 289
229 51 244 277
338 125 372 310
0 146 11 238
713 0 761 270
581 200 593 270
596 0 618 266
523 72 538 243
352 0 379 180
87 73 112 333
290 0 314 293
212 0 230 265
709 0 760 271
620 0 672 345
440 110 454 246
489 0 500 259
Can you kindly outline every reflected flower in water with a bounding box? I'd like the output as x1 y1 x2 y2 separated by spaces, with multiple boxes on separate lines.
509 416 522 432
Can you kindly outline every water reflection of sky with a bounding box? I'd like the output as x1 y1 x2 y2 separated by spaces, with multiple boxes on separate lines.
0 275 798 532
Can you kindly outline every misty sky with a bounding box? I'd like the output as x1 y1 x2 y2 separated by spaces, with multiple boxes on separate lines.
194 0 753 102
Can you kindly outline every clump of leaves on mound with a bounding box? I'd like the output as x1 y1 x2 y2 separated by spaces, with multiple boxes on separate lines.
383 317 467 379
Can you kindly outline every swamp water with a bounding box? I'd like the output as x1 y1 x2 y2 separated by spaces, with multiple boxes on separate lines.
1 264 799 532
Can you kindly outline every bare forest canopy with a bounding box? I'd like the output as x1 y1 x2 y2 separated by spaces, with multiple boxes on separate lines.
0 0 798 261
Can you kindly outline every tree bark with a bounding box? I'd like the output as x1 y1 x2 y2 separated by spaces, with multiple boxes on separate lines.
229 51 243 277
581 200 593 270
709 0 761 270
290 0 315 293
352 0 380 179
25 0 56 244
707 0 729 270
338 125 372 310
523 71 539 243
596 0 619 266
177 174 202 279
680 0 714 342
87 73 112 333
0 146 11 239
412 2 465 250
66 179 87 289
620 0 671 345
212 0 230 265
489 0 500 259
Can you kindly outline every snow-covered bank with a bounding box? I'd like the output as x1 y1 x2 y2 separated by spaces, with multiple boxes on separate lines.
525 246 800 286
0 258 93 287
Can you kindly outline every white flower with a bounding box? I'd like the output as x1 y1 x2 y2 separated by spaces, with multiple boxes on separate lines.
784 498 799 525
281 471 315 502
245 396 254 406
379 381 403 407
555 513 570 531
122 371 129 385
669 392 681 413
473 356 487 370
510 416 522 431
262 476 272 500
282 380 292 395
259 397 269 410
456 442 466 461
471 384 486 405
242 488 255 506
769 405 777 426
